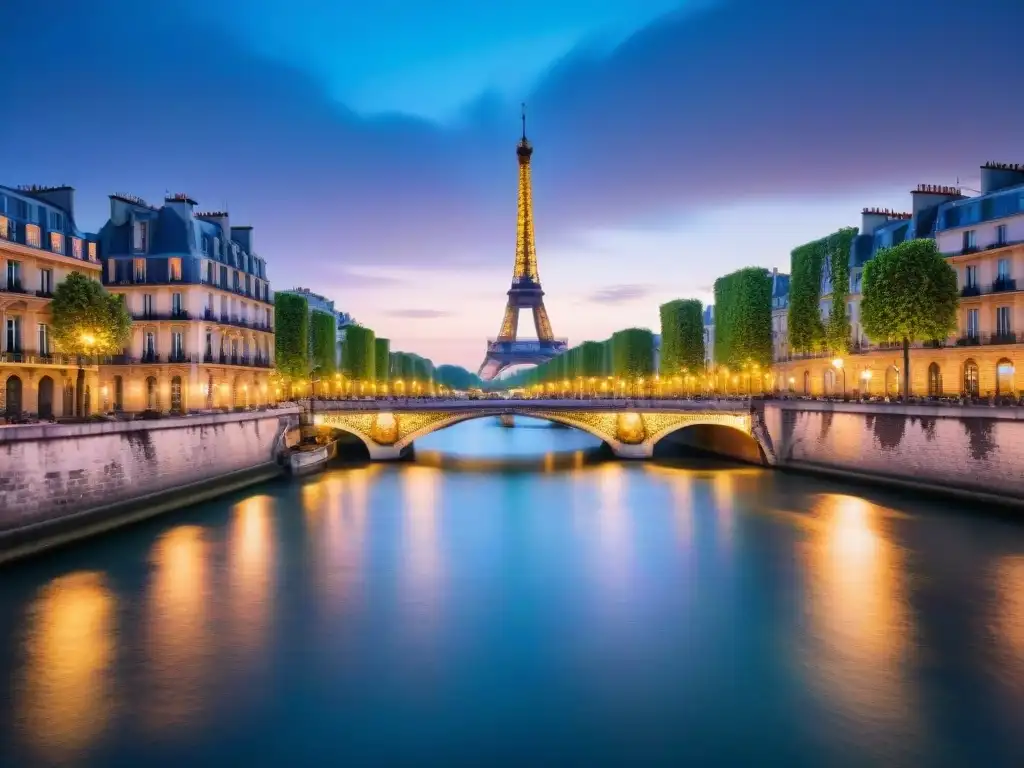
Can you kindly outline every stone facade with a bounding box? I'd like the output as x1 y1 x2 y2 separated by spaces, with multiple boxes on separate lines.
0 407 299 548
764 401 1024 499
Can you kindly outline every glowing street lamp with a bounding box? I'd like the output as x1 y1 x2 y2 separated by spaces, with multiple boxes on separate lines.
832 357 846 398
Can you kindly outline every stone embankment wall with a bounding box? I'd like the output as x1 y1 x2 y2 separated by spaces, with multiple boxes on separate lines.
0 407 300 559
763 401 1024 501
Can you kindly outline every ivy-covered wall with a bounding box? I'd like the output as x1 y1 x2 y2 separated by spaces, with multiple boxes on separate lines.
713 268 772 368
611 328 655 378
274 293 309 383
309 310 336 376
659 299 705 374
579 341 605 377
788 227 858 354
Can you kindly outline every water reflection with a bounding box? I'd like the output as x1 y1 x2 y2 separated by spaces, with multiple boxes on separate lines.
144 525 210 732
227 495 275 663
400 465 443 636
992 556 1024 692
17 572 117 761
802 494 917 743
592 463 631 606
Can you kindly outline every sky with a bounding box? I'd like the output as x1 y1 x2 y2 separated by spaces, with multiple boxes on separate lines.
2 0 1023 370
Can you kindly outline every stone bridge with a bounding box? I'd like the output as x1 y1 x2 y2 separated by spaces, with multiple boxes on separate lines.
309 399 776 463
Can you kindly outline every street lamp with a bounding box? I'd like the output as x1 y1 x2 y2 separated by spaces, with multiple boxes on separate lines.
861 369 872 397
832 358 846 398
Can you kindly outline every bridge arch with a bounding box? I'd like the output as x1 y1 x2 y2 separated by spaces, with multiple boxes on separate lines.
650 420 767 464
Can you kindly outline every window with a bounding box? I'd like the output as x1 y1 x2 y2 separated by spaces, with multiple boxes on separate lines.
25 224 41 248
171 376 183 412
5 317 21 352
172 292 182 315
220 296 228 318
37 323 50 355
88 242 97 261
265 308 271 327
963 360 979 396
996 359 1015 396
39 269 53 295
49 210 63 231
206 261 214 283
213 237 220 257
113 376 123 411
245 274 251 295
6 260 21 290
233 271 240 291
0 215 8 239
927 363 942 397
169 257 182 281
965 265 978 288
205 330 213 357
134 258 146 281
144 331 156 357
146 376 158 410
133 220 148 252
171 332 183 358
996 306 1012 336
207 293 214 313
71 237 82 260
963 230 977 250
998 258 1011 279
996 224 1008 245
202 236 210 255
143 294 154 316
49 231 63 254
967 309 979 337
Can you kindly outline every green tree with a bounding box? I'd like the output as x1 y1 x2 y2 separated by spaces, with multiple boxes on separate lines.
50 272 132 416
659 299 704 375
713 268 772 368
435 364 481 391
274 293 309 394
375 338 390 385
309 310 336 382
860 239 958 399
342 325 376 382
789 228 858 354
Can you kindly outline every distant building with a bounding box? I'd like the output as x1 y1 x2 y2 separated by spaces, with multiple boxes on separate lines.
1 184 102 419
771 268 790 362
98 193 275 412
703 305 715 370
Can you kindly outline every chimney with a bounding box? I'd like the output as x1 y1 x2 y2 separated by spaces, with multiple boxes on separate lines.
20 185 75 219
196 210 230 242
980 162 1024 194
108 193 152 226
164 192 197 223
231 225 253 253
910 184 964 216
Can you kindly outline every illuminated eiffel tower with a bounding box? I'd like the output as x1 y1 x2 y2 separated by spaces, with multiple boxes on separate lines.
478 105 567 381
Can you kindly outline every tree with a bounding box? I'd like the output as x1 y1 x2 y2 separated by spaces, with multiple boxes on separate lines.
435 364 481 391
861 238 958 399
274 293 309 395
50 272 132 416
309 310 336 382
789 228 858 355
342 325 376 383
611 328 655 380
713 268 772 368
659 299 704 375
375 338 390 384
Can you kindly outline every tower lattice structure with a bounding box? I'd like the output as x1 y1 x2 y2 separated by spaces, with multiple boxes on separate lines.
496 106 554 342
478 106 566 381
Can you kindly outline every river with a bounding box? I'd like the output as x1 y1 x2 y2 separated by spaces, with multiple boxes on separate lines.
2 417 1024 766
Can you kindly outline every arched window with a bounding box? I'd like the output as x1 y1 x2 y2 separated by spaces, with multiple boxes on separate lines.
146 376 158 410
996 358 1015 397
885 366 900 397
38 375 54 419
171 376 183 413
63 380 74 416
963 359 979 397
113 375 123 411
927 363 942 397
803 371 810 394
4 375 23 418
823 368 836 396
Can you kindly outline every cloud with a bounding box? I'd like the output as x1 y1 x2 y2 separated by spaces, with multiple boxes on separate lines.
385 309 452 319
586 284 654 304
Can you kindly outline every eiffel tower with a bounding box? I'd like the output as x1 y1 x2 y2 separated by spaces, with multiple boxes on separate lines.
478 106 567 381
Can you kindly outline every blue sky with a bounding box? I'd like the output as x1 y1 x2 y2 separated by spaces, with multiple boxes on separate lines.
1 0 1022 368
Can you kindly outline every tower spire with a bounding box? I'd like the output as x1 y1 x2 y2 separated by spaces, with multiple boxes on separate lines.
521 102 527 141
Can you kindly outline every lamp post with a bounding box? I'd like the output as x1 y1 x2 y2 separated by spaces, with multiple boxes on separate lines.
832 358 846 398
861 369 872 398
78 332 96 417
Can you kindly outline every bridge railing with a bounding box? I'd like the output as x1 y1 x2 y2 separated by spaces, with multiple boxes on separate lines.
306 396 756 412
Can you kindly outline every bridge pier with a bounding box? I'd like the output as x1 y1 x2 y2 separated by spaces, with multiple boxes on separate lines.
609 442 654 460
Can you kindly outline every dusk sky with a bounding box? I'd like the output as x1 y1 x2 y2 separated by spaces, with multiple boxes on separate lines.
2 0 1023 369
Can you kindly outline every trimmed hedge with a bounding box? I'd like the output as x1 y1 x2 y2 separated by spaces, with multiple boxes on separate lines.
788 227 857 354
274 293 309 382
659 299 704 374
310 309 336 376
375 338 390 383
341 324 376 380
713 268 772 368
611 328 655 378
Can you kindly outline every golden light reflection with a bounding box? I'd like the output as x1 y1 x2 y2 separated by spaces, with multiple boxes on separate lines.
712 471 735 545
803 493 915 729
593 462 631 602
18 572 117 761
228 495 275 661
992 556 1024 691
401 465 443 636
144 525 210 731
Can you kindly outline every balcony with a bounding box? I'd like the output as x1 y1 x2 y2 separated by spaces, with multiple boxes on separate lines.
202 352 272 368
956 334 982 346
961 284 981 298
992 277 1017 293
960 245 980 256
35 289 53 299
132 310 191 321
1 281 30 295
989 331 1018 345
0 349 93 366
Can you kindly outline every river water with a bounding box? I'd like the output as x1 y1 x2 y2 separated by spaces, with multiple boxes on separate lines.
2 417 1024 766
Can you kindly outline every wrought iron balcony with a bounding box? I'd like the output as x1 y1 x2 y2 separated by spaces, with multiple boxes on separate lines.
956 334 981 346
989 331 1018 345
960 284 981 297
133 310 191 321
991 277 1017 293
1 281 29 294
